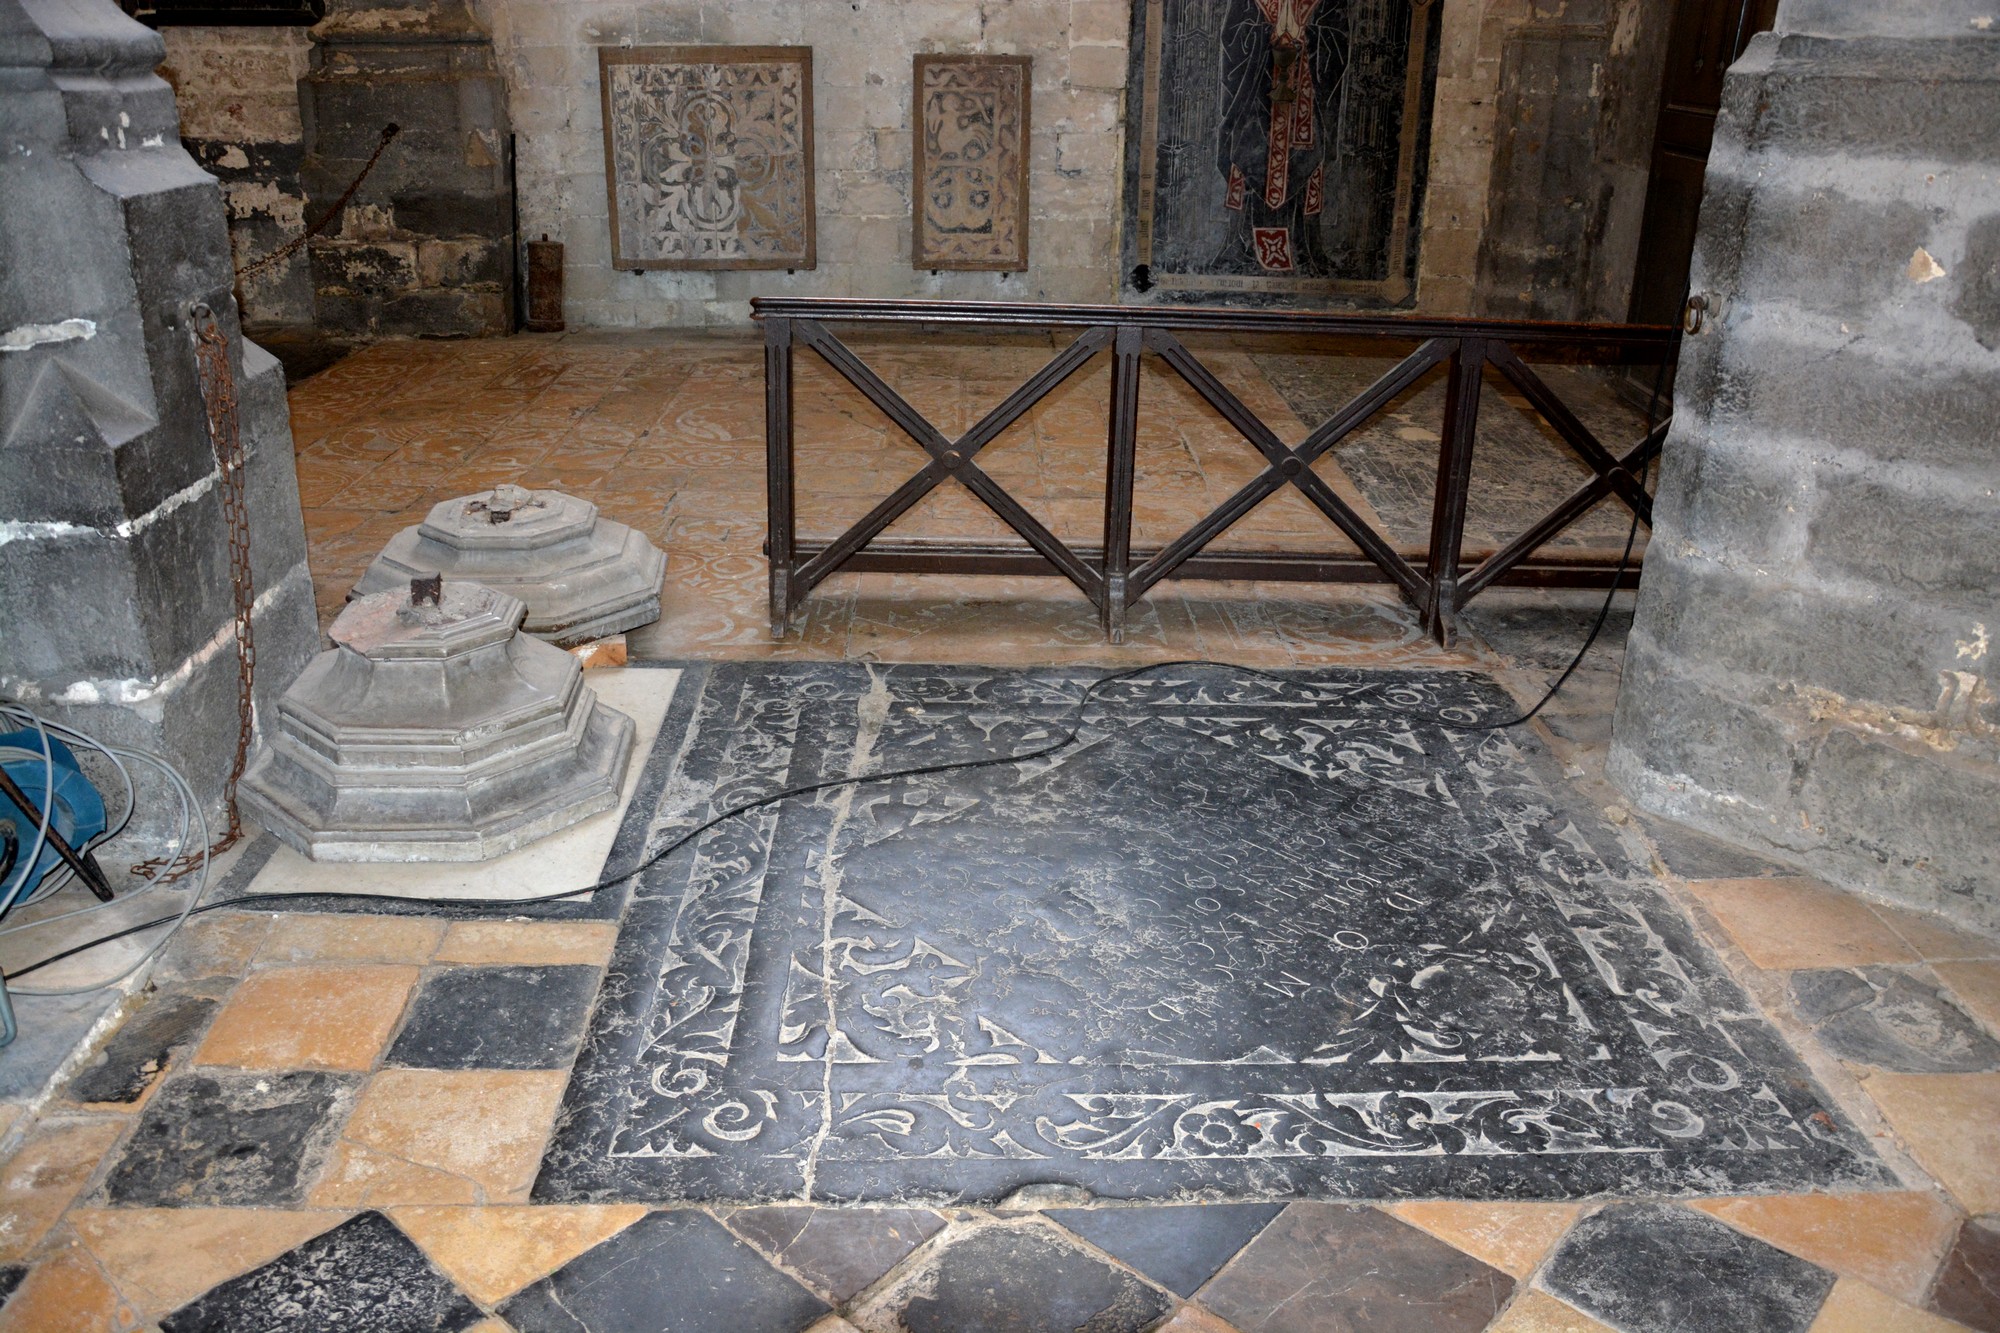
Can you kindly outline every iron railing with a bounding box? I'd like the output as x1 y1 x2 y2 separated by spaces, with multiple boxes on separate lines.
753 298 1677 645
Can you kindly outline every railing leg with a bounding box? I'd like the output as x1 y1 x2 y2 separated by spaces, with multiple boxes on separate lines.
1423 337 1484 647
764 317 796 638
1101 325 1141 643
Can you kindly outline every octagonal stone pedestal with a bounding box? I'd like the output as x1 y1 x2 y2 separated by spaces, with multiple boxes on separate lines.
238 583 635 863
350 486 666 647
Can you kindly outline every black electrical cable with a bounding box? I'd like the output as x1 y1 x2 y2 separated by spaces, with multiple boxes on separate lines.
7 364 1670 983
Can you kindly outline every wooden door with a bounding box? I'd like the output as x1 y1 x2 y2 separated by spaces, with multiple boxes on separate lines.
1626 0 1779 327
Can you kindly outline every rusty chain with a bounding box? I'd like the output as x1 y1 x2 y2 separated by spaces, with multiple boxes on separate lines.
234 122 400 282
132 304 256 881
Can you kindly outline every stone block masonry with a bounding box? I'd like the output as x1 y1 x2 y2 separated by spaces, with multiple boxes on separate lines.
1611 0 2000 933
0 0 321 858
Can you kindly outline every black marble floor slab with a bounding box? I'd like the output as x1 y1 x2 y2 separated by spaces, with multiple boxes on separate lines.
536 662 1884 1204
386 964 602 1070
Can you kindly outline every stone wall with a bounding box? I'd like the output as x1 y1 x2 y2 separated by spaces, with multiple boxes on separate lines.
159 25 315 327
1610 0 2000 931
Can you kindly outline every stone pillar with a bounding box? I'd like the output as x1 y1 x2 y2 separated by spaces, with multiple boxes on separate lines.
299 0 513 337
1610 0 2000 931
0 0 321 857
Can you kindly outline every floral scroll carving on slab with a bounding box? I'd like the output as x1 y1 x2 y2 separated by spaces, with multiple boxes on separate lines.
913 54 1031 272
598 45 815 271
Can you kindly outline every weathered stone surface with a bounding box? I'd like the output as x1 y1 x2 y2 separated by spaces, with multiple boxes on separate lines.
64 986 220 1105
238 582 635 863
351 487 666 647
1928 1216 2000 1333
724 1206 944 1303
871 1224 1172 1333
1791 967 2000 1073
384 964 601 1070
1610 8 2000 937
102 1069 359 1206
1046 1203 1282 1298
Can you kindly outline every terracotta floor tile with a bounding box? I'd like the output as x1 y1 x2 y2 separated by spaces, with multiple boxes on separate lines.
0 1121 125 1262
68 1206 344 1316
310 1069 567 1207
1862 1072 2000 1214
256 913 445 966
1806 1277 1967 1332
1157 1305 1242 1333
1871 905 2000 963
1687 1192 1960 1304
194 964 419 1071
1486 1290 1617 1332
389 1204 648 1304
432 921 619 967
1933 962 2000 1038
0 1235 131 1333
1386 1201 1582 1279
1686 878 1920 969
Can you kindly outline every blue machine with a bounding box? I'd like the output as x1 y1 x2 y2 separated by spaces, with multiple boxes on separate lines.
0 728 109 912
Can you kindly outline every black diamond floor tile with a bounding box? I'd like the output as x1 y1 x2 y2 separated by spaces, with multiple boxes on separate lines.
500 1210 830 1333
1930 1216 2000 1333
64 985 221 1105
0 1264 25 1310
386 964 602 1070
1539 1201 1837 1333
1199 1203 1512 1333
101 1068 358 1206
1047 1203 1283 1297
1789 967 2000 1073
537 663 1883 1204
725 1205 943 1301
884 1224 1174 1333
158 1211 482 1333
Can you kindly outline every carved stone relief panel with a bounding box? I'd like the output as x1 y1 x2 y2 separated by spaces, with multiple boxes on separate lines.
913 54 1031 272
599 45 815 271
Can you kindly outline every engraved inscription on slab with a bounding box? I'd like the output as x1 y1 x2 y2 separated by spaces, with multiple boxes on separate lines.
599 45 815 271
536 663 1883 1205
913 54 1031 272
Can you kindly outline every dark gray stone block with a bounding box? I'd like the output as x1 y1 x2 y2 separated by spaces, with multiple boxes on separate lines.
1047 1203 1284 1298
65 986 220 1105
0 1264 24 1310
1929 1216 2000 1333
1200 1204 1512 1333
1790 967 2000 1073
1539 1201 1836 1333
385 965 602 1070
724 1206 943 1302
499 1211 829 1333
102 1068 358 1206
159 1211 482 1333
889 1225 1173 1333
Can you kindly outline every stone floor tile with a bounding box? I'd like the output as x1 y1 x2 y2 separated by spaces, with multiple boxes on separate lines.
1199 1203 1513 1333
389 1205 648 1305
102 1069 358 1207
0 1265 22 1309
194 964 420 1070
499 1210 830 1333
0 1235 132 1333
466 1320 515 1333
256 913 446 966
1935 963 2000 1040
1927 1216 2000 1332
1386 1201 1583 1279
854 1222 1173 1333
1686 878 1920 969
723 1206 943 1303
1045 1203 1283 1298
1485 1290 1617 1332
0 1119 124 1261
1538 1201 1836 1333
384 966 601 1071
1637 812 1796 882
309 1069 567 1207
433 921 619 967
1156 1304 1241 1333
157 1210 483 1333
1792 969 2000 1073
1809 1278 1970 1332
68 1207 345 1317
1872 908 2000 964
64 986 222 1107
148 912 273 985
1688 1192 1961 1305
1862 1072 2000 1214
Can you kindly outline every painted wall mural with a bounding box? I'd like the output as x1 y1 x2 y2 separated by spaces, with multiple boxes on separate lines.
598 45 815 271
912 54 1032 272
1122 0 1441 305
